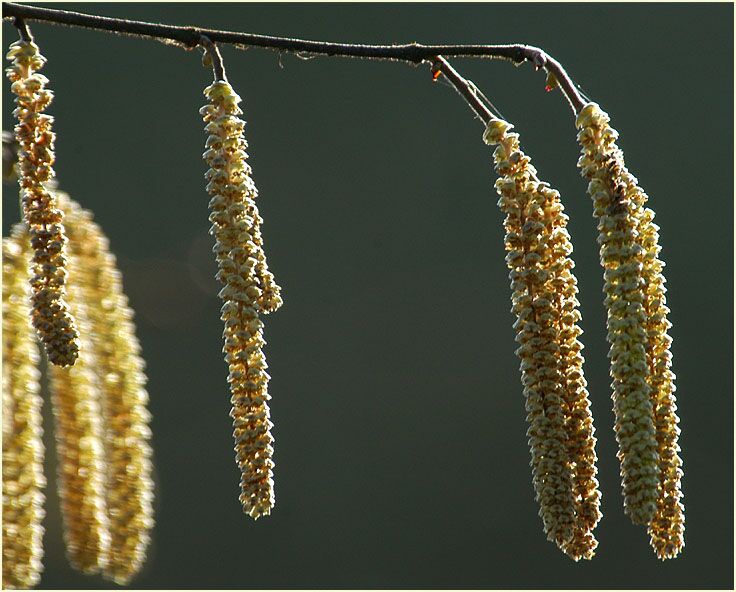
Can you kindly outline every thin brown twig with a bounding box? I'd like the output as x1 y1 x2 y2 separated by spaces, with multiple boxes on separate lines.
12 15 32 42
199 35 226 82
431 56 494 126
2 2 585 114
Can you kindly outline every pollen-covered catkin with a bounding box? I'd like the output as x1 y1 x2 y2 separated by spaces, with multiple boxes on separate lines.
57 192 155 584
48 251 111 575
576 102 683 552
5 39 79 367
638 208 684 560
201 79 282 518
484 119 601 559
547 205 601 560
2 225 45 590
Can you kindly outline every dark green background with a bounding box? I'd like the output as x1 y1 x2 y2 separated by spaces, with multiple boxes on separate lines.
2 3 733 589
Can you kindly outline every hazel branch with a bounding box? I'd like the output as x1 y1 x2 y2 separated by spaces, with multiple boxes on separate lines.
2 1 585 114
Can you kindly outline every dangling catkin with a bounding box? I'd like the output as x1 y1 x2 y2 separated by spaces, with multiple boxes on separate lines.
484 119 601 559
576 102 683 554
48 246 111 574
2 225 45 589
201 78 282 519
57 192 155 584
5 39 79 367
638 208 683 560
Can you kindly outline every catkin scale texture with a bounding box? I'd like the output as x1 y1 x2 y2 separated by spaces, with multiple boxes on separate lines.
58 193 155 584
576 102 683 556
5 40 79 367
484 119 601 560
2 227 45 589
201 80 282 519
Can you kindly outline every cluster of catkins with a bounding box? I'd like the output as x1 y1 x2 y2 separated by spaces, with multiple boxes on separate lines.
576 102 683 559
481 102 683 560
200 78 283 519
3 27 683 589
3 39 154 589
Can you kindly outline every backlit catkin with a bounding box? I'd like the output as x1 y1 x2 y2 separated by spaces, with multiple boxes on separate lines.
484 119 601 560
48 248 111 575
639 209 684 560
201 79 282 518
58 192 155 584
2 225 45 589
6 39 79 367
576 102 683 554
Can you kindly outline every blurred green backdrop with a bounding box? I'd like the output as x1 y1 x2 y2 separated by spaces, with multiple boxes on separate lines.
2 3 733 589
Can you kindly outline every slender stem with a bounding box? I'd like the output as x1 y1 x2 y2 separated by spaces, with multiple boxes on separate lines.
431 57 493 126
12 15 32 42
2 2 585 114
199 35 226 83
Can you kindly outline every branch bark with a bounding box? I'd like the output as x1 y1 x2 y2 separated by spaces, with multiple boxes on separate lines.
2 2 585 114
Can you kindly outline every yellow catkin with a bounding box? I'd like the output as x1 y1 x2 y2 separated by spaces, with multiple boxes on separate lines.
5 39 79 367
2 225 45 589
47 243 111 574
576 103 683 547
639 209 684 559
201 79 282 518
484 119 601 559
56 192 155 584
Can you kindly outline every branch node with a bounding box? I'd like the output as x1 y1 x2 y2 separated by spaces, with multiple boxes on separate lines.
430 59 442 82
530 48 547 70
183 26 201 49
13 16 33 42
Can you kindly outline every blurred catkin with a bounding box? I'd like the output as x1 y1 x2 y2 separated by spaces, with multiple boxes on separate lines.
201 79 282 519
2 225 45 589
48 246 111 574
2 130 19 183
484 119 601 559
58 192 155 584
576 102 683 555
5 39 79 367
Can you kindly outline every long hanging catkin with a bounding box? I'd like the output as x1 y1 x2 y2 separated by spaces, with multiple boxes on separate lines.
576 102 683 556
201 77 283 519
2 225 45 589
5 39 79 367
47 246 111 575
484 119 601 560
57 192 155 584
638 210 683 560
